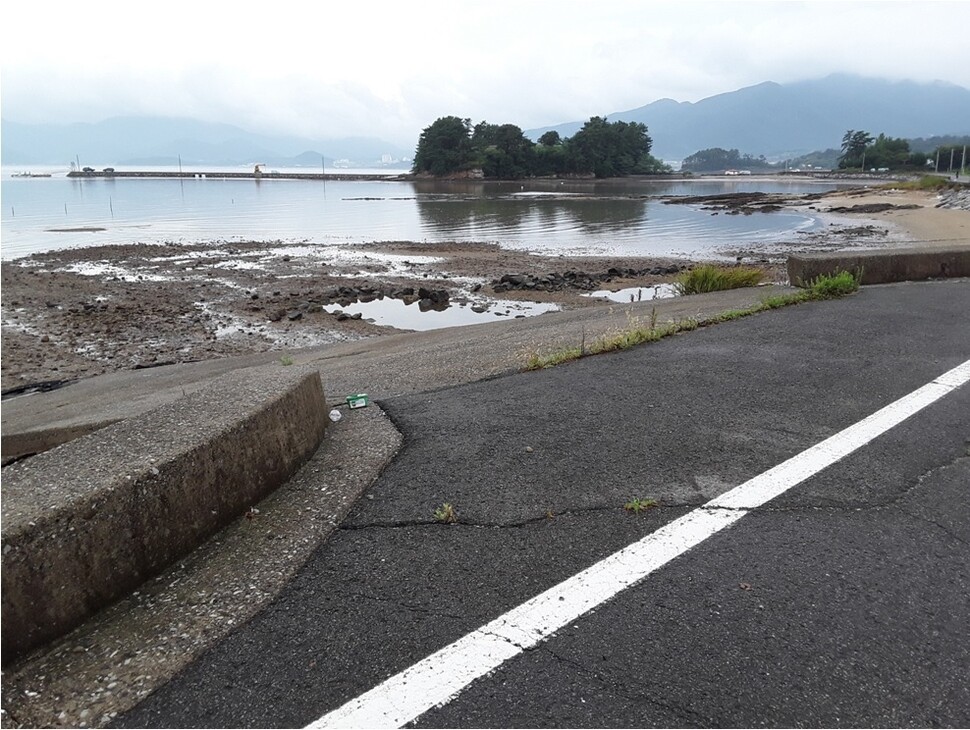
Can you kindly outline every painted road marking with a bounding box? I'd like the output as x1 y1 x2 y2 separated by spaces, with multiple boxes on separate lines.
309 359 970 729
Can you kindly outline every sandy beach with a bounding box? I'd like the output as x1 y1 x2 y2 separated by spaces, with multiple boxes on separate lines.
2 185 967 393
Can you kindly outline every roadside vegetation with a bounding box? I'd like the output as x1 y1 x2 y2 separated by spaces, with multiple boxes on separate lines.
524 271 861 371
881 175 957 191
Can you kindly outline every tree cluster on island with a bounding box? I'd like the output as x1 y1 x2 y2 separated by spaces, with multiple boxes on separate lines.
411 116 670 179
679 148 777 173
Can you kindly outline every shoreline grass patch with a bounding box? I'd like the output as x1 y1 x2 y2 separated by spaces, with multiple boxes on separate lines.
674 264 765 295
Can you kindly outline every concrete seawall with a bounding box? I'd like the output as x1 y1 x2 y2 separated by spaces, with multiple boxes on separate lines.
1 365 327 663
788 246 970 286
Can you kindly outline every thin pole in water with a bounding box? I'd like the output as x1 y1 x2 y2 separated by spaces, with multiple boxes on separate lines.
65 204 68 215
110 197 114 218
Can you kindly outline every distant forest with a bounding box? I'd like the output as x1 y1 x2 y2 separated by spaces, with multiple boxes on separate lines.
682 134 970 173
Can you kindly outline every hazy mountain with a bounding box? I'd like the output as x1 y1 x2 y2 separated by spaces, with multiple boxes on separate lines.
0 116 413 167
526 75 970 161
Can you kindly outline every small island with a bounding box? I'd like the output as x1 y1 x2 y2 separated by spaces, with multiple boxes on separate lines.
411 115 670 179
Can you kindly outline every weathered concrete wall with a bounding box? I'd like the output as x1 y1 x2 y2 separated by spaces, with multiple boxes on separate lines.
788 247 970 287
1 365 327 663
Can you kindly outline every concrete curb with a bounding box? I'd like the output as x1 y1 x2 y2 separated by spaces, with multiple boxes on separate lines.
2 420 123 467
1 365 327 663
787 247 970 286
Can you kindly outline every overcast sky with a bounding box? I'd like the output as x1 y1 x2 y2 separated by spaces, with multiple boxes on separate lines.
3 0 969 147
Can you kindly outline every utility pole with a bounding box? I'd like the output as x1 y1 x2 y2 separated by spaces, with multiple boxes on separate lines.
949 148 955 174
935 149 940 173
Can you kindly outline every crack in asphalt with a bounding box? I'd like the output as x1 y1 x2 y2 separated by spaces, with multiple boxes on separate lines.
338 503 642 531
897 512 969 546
338 488 967 532
840 451 970 518
539 645 708 726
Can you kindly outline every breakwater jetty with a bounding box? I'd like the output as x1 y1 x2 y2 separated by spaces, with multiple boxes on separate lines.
66 170 410 181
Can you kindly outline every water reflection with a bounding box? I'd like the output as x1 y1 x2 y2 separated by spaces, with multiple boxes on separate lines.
2 172 851 260
583 284 680 303
416 196 650 239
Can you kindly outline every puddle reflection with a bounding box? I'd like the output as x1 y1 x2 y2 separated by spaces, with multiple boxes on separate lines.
583 284 680 303
323 296 559 331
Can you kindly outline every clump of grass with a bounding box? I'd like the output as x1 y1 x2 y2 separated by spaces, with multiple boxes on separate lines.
525 345 583 370
805 269 861 298
674 264 765 295
433 503 458 524
624 497 658 514
279 354 295 366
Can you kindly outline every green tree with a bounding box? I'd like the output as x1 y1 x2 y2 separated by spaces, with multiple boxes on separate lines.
471 122 535 179
864 134 911 169
567 117 661 177
412 116 474 176
839 130 874 169
538 130 562 146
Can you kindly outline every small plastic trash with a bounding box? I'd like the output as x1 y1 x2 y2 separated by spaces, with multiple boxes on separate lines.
329 409 342 423
346 393 370 409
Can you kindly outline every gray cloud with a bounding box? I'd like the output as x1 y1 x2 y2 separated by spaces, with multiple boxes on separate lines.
2 0 968 148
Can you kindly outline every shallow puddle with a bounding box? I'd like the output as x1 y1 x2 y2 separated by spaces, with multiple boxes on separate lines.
323 296 559 331
583 284 680 303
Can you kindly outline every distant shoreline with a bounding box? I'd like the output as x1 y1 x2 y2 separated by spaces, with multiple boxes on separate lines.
65 170 409 182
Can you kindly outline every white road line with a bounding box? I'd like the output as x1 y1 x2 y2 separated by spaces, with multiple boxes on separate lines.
309 359 970 729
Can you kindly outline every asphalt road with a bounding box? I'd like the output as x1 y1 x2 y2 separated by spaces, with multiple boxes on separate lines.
117 279 970 728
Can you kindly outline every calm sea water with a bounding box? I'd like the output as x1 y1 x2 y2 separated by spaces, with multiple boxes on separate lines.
1 166 854 260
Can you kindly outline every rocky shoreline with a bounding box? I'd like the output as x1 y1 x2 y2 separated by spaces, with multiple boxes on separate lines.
3 185 963 393
0 240 706 392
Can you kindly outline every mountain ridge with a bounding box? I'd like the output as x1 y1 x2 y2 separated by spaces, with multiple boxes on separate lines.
526 74 970 160
4 75 968 167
